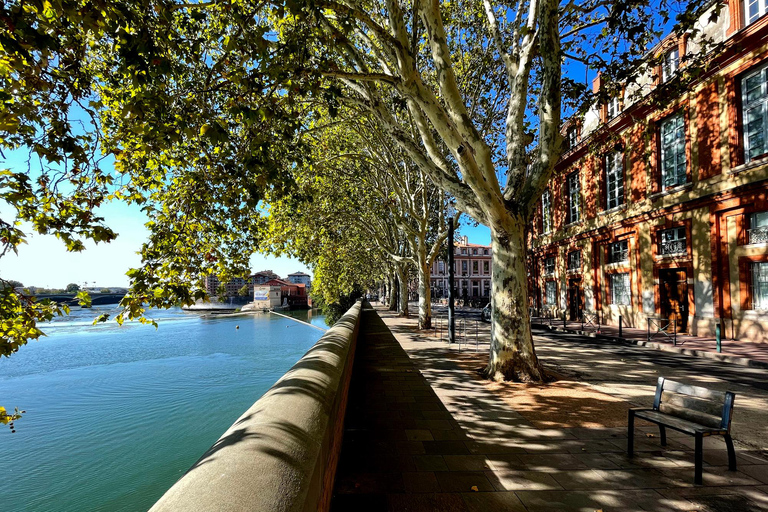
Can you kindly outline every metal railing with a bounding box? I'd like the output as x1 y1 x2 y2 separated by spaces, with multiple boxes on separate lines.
647 317 677 346
748 226 768 244
659 239 686 256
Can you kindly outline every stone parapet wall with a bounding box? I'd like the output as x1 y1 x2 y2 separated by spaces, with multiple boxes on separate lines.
150 300 363 512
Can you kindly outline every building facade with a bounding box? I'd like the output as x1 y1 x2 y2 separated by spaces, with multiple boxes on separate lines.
530 1 768 344
287 271 312 290
204 270 282 297
430 236 493 303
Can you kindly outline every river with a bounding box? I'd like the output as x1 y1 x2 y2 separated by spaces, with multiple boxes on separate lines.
0 305 326 511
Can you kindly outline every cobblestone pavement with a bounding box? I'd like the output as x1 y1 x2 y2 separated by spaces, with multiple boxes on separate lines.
330 305 768 512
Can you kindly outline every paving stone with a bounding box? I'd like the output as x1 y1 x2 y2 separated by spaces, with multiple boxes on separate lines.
330 493 388 512
514 489 681 512
387 492 469 512
460 491 527 512
413 455 449 472
406 429 434 442
739 465 768 485
485 468 563 491
434 471 496 492
423 440 471 455
402 472 441 493
520 453 592 471
442 455 493 471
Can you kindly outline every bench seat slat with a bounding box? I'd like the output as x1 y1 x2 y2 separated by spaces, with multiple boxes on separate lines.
633 409 727 436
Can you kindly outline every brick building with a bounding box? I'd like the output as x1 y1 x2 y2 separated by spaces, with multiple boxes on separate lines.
530 1 768 344
204 270 281 298
430 236 493 303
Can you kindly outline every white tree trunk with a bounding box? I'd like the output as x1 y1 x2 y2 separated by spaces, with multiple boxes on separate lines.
485 214 544 382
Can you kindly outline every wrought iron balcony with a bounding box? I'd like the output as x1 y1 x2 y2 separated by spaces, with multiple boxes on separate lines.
659 239 686 256
749 226 768 244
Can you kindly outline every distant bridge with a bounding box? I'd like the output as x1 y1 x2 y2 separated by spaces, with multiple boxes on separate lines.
34 293 126 306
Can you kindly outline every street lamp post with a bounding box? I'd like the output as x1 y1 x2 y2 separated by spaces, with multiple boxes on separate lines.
447 204 456 344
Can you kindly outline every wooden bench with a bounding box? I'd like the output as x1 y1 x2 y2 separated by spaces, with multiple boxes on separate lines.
628 377 736 484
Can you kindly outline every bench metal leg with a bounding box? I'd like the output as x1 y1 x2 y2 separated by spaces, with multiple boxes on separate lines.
659 425 667 447
627 410 635 457
694 433 703 485
724 434 737 471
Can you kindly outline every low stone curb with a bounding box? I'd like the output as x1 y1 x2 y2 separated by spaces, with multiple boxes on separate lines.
532 322 768 370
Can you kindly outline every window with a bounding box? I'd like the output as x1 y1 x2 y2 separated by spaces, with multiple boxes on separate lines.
484 281 490 297
566 126 579 150
483 261 490 274
659 227 687 256
752 262 768 309
472 281 479 297
438 261 445 273
610 273 631 305
461 261 468 274
609 240 629 263
749 211 768 244
746 0 768 25
541 190 552 233
743 64 768 162
662 48 679 82
473 248 478 255
607 96 620 120
605 151 624 210
566 172 580 224
545 256 555 275
461 248 467 255
545 281 558 306
660 113 687 188
483 249 489 255
568 250 582 272
472 261 479 274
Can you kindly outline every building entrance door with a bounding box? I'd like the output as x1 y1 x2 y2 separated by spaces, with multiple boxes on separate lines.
659 268 688 333
568 278 582 321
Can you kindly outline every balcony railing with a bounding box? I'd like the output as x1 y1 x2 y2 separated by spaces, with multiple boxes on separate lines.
659 239 686 256
749 226 768 244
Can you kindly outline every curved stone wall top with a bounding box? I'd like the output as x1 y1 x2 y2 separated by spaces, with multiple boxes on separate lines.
150 300 364 512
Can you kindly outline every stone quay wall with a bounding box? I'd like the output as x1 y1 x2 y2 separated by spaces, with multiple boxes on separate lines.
150 300 363 512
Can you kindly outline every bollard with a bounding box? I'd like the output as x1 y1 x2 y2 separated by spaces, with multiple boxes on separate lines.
716 322 722 353
618 315 623 338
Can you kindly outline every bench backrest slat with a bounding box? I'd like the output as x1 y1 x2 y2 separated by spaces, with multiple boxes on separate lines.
652 377 735 431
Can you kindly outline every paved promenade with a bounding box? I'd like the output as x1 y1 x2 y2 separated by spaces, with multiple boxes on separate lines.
531 315 768 367
330 306 768 511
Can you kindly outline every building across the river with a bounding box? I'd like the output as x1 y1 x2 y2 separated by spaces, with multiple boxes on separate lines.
430 236 492 304
529 1 768 344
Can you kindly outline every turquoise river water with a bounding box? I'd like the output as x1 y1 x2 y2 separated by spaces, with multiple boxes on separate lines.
0 305 326 511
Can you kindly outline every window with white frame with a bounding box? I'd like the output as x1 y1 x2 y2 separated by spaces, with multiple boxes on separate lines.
461 247 467 255
743 63 768 162
659 227 687 256
545 256 555 275
473 248 478 255
660 113 687 188
568 250 581 272
542 190 552 233
749 211 768 244
662 48 679 82
483 249 489 255
607 96 620 120
746 0 768 25
472 261 479 274
751 262 768 309
438 261 445 273
566 126 579 150
610 273 631 305
566 172 580 224
545 281 558 306
605 151 624 210
609 240 629 263
461 261 468 274
483 261 490 274
484 281 490 297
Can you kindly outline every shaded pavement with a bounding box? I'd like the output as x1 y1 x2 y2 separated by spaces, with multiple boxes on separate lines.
330 306 768 511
